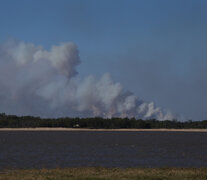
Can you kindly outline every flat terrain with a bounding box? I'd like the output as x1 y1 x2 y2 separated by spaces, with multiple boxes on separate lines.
0 168 207 180
1 128 207 132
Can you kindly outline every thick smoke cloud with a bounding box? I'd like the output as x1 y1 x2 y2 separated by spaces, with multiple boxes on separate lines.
0 40 173 120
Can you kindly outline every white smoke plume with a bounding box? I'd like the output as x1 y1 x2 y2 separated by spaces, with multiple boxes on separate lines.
0 40 173 120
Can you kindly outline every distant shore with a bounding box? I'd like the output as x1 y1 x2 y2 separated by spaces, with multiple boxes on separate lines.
1 127 207 132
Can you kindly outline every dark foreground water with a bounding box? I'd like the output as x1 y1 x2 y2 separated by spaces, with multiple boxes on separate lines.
0 131 207 169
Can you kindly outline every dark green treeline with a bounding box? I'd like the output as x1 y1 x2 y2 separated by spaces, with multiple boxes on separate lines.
0 113 207 129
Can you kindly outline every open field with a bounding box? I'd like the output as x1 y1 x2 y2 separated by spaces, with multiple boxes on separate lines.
0 168 207 180
1 128 207 132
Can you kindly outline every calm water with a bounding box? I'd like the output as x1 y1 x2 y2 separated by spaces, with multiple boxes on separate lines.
0 131 207 169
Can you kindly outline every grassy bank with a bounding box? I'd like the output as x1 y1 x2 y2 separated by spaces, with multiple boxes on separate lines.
0 168 207 180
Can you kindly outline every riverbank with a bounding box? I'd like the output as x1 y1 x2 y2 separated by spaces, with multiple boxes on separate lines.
1 127 207 132
0 168 207 180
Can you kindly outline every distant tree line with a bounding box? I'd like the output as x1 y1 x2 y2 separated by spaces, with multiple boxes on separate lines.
0 113 207 129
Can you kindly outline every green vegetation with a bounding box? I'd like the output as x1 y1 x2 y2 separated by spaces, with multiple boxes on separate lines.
0 168 207 180
0 113 207 129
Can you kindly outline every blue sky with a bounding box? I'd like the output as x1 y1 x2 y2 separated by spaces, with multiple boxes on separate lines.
1 0 207 120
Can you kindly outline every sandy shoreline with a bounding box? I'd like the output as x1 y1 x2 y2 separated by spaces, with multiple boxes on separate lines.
0 128 207 132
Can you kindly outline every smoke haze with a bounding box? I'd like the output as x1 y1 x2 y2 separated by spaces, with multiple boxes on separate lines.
0 40 173 120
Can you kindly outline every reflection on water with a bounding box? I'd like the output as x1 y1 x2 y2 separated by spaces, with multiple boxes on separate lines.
0 131 207 168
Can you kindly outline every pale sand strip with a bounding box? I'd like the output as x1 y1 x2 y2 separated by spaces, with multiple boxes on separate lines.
0 128 207 132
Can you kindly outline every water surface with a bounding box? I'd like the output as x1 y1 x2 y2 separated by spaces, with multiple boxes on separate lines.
0 131 207 168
